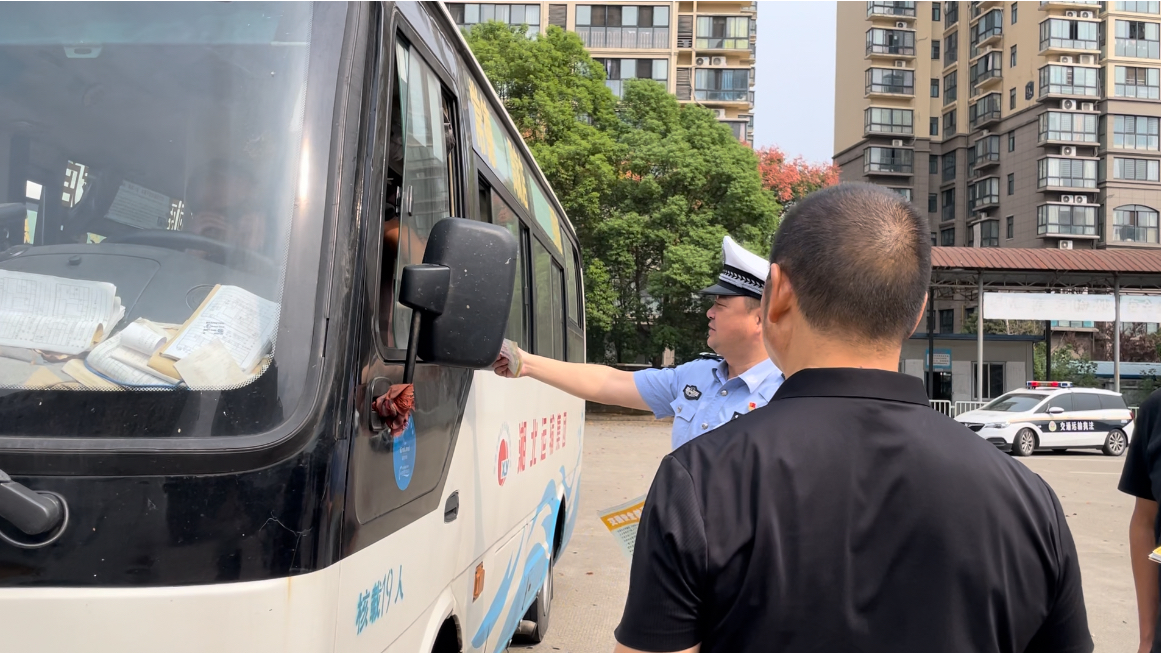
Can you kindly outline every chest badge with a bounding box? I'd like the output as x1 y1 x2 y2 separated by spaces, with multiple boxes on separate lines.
748 401 757 411
683 385 702 401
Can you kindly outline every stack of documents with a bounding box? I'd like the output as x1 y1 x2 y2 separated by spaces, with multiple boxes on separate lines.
0 270 124 355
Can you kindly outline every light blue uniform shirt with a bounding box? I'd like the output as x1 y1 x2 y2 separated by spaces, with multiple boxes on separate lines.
634 358 784 450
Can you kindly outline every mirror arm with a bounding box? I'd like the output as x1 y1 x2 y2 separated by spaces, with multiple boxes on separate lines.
398 263 452 384
403 309 422 385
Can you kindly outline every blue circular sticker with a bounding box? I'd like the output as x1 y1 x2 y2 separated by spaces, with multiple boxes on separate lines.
393 416 416 491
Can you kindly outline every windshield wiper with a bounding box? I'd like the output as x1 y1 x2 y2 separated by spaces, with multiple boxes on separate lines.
0 469 66 546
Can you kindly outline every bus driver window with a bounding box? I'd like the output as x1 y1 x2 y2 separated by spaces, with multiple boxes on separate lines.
379 39 460 351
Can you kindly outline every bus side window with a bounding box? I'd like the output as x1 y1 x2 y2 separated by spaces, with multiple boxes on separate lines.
481 179 529 348
531 239 557 358
549 258 565 361
564 244 584 363
386 39 461 350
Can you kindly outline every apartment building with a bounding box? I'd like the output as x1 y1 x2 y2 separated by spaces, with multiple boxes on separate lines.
445 1 757 143
835 1 1161 254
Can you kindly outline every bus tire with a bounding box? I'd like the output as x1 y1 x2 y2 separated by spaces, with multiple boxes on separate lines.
515 565 552 644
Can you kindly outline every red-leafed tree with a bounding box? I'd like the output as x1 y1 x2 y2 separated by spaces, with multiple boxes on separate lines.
756 146 840 205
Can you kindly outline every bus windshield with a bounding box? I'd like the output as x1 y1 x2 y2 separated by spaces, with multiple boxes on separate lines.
0 2 339 439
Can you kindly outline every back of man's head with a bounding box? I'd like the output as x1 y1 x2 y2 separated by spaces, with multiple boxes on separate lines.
769 183 931 345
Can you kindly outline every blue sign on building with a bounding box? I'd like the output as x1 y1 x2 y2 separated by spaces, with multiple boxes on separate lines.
926 348 952 371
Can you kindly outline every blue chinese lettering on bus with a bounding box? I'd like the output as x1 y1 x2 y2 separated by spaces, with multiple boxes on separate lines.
356 564 405 635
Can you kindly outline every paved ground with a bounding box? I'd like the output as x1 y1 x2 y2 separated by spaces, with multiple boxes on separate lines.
514 419 1140 653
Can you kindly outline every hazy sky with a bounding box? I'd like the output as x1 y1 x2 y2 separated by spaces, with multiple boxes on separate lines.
752 1 837 164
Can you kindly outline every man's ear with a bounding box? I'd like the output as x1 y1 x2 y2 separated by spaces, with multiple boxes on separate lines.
765 263 794 326
909 292 929 337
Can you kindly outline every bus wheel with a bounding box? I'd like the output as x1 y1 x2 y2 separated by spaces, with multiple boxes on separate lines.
514 565 552 644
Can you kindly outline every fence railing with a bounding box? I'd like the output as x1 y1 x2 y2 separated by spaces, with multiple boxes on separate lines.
933 402 1143 419
929 400 987 417
930 400 953 416
955 401 987 415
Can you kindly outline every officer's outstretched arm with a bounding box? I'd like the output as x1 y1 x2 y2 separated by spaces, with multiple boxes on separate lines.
492 340 649 411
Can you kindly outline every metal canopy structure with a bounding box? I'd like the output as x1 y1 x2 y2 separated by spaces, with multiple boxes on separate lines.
930 248 1161 291
926 248 1161 400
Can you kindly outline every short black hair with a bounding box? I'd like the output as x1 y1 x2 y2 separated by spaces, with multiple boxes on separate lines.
769 183 930 344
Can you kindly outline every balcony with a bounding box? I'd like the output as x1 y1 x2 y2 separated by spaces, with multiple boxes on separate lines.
577 26 671 49
1038 1 1101 8
865 68 915 97
1037 203 1099 238
866 28 917 58
1039 18 1100 54
864 110 915 137
864 146 914 175
970 52 1004 90
971 10 1004 48
696 37 750 51
973 135 1002 168
969 93 1003 129
695 15 751 51
1038 111 1100 144
968 177 1001 210
971 2 1003 18
1115 36 1161 60
1037 156 1100 191
868 1 917 19
1038 64 1101 99
693 89 751 104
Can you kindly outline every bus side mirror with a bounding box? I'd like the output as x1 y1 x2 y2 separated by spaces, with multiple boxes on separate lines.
398 218 516 378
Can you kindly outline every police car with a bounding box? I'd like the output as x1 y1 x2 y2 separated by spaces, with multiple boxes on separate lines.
955 381 1136 457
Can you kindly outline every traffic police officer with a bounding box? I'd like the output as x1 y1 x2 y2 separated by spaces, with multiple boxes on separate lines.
613 183 1092 653
491 236 782 450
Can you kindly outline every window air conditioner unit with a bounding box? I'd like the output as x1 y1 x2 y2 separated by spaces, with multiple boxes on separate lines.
1062 99 1077 110
1059 239 1074 250
710 56 727 66
1081 102 1095 111
1080 11 1094 18
695 57 708 66
712 108 727 118
1059 55 1074 64
1061 146 1077 156
894 60 908 68
1079 54 1096 65
895 21 908 28
1061 195 1075 203
891 139 906 147
1065 10 1078 17
1074 195 1088 204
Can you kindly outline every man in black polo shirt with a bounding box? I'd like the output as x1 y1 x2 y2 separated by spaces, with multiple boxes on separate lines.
1119 387 1161 653
613 183 1092 653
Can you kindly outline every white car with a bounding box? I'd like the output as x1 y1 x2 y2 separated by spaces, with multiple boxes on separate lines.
955 381 1136 457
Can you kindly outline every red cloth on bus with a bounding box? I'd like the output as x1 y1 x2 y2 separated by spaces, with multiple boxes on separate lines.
372 383 415 438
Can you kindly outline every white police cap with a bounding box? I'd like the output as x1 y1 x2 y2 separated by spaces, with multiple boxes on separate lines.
698 236 769 300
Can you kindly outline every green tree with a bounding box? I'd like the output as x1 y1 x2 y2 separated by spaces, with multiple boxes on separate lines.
594 80 779 363
465 24 780 364
1033 342 1100 388
465 23 619 238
